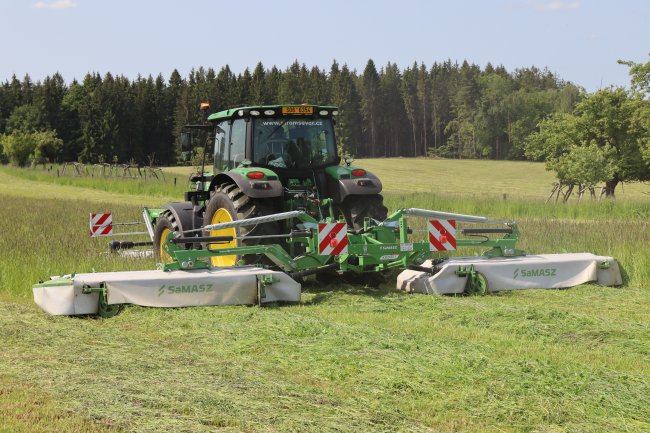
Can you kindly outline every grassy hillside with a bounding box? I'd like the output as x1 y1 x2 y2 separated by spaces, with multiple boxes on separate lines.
361 158 650 198
0 160 648 433
167 157 650 198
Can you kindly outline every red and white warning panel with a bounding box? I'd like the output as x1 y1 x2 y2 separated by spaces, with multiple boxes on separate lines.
318 223 348 255
89 213 113 237
428 219 456 251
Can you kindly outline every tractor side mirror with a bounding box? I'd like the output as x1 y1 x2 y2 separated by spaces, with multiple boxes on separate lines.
180 132 192 149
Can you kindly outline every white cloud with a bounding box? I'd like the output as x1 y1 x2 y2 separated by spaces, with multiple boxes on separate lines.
34 0 76 9
536 1 580 12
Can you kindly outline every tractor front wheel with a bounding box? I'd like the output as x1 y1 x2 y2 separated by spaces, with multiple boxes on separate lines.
153 211 181 263
203 187 241 267
203 184 279 267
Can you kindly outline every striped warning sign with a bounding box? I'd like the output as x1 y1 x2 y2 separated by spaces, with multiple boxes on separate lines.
428 219 456 251
318 223 348 255
89 213 113 237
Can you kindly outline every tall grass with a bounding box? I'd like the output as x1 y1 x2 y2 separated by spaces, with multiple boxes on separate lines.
0 195 154 300
383 191 650 221
0 164 187 200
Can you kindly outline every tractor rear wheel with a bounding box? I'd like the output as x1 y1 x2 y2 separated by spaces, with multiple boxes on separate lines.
203 183 279 267
339 194 388 230
153 211 181 263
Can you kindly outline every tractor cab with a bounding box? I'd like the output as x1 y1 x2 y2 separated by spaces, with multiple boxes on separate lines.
154 104 386 267
206 105 347 212
208 104 340 176
251 114 338 171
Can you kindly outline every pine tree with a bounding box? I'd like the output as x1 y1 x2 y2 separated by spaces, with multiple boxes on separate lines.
330 63 362 157
359 59 381 156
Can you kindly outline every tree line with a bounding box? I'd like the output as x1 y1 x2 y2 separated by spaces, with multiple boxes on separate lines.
0 59 581 166
525 56 650 196
1 56 648 196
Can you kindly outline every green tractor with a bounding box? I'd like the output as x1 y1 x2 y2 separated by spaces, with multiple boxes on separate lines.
152 103 387 269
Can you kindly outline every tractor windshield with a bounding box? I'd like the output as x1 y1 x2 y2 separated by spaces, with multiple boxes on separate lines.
252 118 337 169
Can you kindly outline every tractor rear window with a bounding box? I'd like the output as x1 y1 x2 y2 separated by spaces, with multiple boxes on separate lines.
252 118 337 169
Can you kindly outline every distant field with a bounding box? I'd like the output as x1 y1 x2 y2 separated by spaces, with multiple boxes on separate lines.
167 157 650 198
367 158 650 198
0 160 648 433
7 158 650 201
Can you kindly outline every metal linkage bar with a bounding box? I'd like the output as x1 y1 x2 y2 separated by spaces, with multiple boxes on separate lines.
95 231 150 237
402 208 506 224
142 207 155 240
186 210 307 234
462 228 513 235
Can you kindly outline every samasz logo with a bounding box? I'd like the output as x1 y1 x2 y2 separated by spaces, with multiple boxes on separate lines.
513 268 557 279
158 284 214 296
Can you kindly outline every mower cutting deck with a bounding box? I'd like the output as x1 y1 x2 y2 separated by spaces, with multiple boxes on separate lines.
397 253 622 295
33 206 623 317
34 267 300 317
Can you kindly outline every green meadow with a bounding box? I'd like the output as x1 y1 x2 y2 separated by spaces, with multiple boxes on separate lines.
0 158 648 433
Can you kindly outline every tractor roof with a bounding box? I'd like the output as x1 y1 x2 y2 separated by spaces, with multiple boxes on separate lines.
207 104 338 122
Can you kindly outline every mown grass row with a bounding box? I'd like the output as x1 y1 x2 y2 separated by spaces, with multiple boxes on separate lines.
1 285 649 432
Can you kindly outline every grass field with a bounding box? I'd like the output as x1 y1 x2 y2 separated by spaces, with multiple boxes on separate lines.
0 159 649 433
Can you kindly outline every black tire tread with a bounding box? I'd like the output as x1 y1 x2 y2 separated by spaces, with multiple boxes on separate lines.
153 210 181 262
206 183 280 265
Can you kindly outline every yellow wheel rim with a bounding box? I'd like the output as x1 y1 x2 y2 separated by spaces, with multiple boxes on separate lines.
210 208 238 267
159 227 173 263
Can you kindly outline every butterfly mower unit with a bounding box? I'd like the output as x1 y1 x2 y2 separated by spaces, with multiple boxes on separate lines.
32 104 622 317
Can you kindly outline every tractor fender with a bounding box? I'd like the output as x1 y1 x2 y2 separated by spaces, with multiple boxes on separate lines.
161 202 201 233
329 172 383 202
209 172 283 198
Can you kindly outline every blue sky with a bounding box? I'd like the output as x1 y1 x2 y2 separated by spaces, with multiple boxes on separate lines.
0 0 647 92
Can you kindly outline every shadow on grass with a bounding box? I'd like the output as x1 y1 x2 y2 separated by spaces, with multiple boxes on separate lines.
619 263 630 285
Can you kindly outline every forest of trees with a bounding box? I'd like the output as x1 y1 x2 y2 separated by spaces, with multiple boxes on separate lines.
0 59 584 166
1 56 649 196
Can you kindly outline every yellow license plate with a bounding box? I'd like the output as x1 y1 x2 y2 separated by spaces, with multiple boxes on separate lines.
282 106 313 115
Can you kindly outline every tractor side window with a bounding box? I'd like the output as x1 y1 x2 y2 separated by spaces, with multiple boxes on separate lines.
229 119 246 168
214 121 229 173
